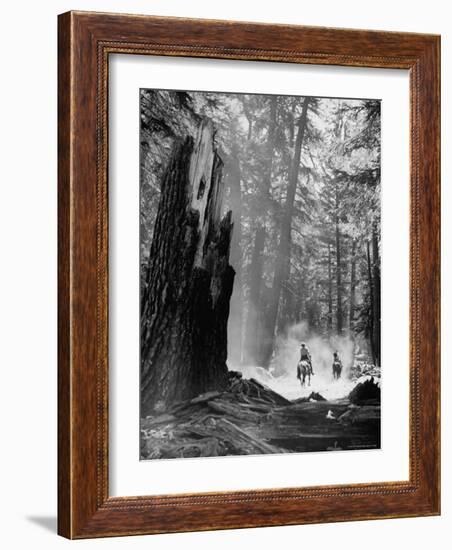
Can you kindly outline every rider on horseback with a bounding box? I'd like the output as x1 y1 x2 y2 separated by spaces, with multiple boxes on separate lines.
332 350 343 379
299 343 314 375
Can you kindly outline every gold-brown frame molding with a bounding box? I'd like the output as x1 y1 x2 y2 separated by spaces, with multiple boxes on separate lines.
58 10 440 538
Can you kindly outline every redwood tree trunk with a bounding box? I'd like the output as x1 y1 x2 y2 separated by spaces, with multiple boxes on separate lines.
225 146 243 365
349 238 357 331
244 97 278 365
262 97 311 366
327 243 333 332
371 226 381 366
366 239 376 365
335 181 343 334
141 120 235 415
243 225 265 364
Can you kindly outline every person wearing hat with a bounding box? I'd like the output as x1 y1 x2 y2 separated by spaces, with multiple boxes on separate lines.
332 350 343 380
299 342 314 375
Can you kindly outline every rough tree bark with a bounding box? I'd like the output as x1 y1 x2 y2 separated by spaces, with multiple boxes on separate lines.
140 120 235 415
335 180 343 334
327 243 333 332
371 225 381 366
225 144 243 365
366 239 376 365
349 238 357 331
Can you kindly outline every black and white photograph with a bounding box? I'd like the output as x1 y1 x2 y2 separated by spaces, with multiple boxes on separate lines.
139 88 381 460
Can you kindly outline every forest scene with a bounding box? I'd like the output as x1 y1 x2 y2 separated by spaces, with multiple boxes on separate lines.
140 88 381 460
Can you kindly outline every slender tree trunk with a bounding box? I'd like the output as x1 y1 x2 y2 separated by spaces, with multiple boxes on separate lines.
225 146 243 365
289 99 297 148
141 121 235 415
327 243 333 332
243 104 253 141
296 276 306 324
262 97 278 200
246 119 252 141
262 97 311 366
372 226 381 366
349 238 357 331
243 226 265 364
244 97 278 364
366 239 376 365
335 182 343 334
277 280 291 334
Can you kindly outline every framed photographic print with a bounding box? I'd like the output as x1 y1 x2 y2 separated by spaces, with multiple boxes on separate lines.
58 11 440 538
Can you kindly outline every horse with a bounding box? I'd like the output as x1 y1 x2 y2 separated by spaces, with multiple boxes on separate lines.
297 359 311 387
332 360 342 380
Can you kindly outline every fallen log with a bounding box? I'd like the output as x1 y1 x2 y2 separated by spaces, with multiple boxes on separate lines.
140 369 381 460
207 399 263 423
141 413 176 429
338 405 381 425
214 418 283 454
190 391 222 404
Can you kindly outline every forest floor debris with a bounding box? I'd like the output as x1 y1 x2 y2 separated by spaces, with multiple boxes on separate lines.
350 362 381 381
141 372 381 460
348 376 381 405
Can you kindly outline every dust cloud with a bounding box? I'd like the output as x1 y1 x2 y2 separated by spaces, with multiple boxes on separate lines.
232 322 361 402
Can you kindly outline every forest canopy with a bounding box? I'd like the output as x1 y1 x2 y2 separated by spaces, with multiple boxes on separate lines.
140 89 381 376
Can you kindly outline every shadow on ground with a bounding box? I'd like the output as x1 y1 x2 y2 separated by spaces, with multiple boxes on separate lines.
26 516 57 534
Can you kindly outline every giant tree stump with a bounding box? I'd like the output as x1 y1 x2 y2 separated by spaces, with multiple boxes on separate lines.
141 120 235 415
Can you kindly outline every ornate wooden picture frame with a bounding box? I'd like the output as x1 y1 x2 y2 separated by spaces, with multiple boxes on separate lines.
58 11 440 539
